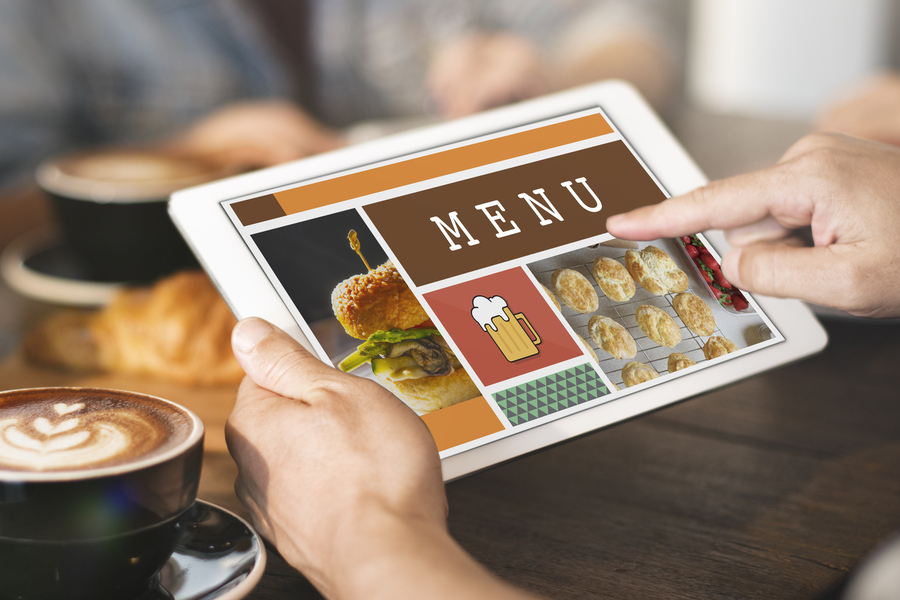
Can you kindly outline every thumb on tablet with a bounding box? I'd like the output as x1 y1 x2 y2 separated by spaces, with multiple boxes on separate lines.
232 317 338 403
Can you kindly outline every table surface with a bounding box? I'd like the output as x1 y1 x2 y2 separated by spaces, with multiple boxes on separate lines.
3 107 900 600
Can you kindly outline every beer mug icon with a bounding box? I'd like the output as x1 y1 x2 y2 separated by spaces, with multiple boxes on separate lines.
472 295 542 362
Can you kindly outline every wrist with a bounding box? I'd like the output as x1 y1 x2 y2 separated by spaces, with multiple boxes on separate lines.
327 506 449 599
324 505 523 600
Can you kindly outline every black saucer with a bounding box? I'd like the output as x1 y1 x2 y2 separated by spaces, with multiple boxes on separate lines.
0 228 124 305
136 500 266 600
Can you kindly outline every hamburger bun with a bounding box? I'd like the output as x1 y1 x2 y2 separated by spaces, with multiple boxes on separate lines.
375 367 480 413
332 261 429 339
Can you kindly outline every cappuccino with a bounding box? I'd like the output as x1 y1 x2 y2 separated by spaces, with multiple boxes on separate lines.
41 149 224 203
0 387 203 600
36 147 228 282
0 389 192 473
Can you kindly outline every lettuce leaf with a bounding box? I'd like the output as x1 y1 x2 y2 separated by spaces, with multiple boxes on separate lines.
339 328 441 372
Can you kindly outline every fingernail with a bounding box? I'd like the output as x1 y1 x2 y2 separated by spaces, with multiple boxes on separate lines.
233 318 274 353
722 248 744 289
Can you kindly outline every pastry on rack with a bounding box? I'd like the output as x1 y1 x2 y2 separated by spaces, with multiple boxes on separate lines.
23 271 244 386
588 315 637 360
625 245 689 295
551 268 599 314
575 333 619 390
540 283 562 311
703 336 739 360
636 305 682 347
667 352 697 373
622 361 659 388
591 257 635 302
672 292 716 336
577 334 599 363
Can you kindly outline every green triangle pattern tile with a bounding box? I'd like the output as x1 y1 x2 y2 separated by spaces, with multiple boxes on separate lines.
491 364 610 426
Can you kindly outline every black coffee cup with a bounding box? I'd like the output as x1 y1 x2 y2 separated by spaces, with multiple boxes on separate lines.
36 149 228 283
0 388 204 600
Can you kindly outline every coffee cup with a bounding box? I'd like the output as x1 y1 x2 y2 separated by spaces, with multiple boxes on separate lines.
36 148 228 283
0 387 204 600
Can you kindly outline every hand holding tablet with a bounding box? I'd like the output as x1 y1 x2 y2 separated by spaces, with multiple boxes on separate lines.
171 82 827 480
169 81 900 600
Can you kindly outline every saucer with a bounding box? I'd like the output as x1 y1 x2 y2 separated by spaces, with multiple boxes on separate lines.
0 228 124 306
145 500 267 600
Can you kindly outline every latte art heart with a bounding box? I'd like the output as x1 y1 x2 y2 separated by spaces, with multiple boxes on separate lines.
3 424 92 454
0 395 190 473
0 417 130 471
54 403 85 415
33 417 80 436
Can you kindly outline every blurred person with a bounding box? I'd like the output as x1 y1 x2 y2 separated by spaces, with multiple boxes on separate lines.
0 0 675 192
0 0 334 191
319 0 676 123
226 130 900 599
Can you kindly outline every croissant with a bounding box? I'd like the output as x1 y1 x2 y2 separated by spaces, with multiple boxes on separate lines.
23 271 244 386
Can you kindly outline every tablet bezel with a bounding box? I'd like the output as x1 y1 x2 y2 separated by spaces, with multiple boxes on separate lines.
170 81 828 481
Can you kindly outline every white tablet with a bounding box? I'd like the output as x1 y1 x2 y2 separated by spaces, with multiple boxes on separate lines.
170 81 827 481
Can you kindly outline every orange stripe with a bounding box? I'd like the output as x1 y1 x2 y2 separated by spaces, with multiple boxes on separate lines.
420 396 505 452
274 113 612 215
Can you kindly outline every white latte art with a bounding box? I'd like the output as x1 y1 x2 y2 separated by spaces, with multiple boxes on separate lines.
0 401 164 472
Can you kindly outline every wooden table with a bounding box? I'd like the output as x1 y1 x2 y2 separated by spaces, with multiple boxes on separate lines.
3 108 900 600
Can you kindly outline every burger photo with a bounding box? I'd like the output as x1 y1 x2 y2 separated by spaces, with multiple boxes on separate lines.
332 260 480 413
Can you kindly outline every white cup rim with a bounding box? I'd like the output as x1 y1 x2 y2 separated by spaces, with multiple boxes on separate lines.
36 150 228 204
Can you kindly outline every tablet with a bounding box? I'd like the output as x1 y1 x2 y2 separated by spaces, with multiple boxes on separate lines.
170 81 827 481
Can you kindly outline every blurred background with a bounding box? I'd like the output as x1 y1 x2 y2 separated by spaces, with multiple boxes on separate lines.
3 4 900 598
4 0 900 357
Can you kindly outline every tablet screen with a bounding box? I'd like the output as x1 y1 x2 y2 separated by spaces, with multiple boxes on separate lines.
220 108 784 457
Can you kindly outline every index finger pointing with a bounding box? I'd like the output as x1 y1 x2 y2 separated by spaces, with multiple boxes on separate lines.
606 163 797 240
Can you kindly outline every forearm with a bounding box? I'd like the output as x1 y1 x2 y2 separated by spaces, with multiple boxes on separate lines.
326 510 541 600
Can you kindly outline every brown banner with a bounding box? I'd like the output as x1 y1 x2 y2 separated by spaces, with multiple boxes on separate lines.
364 141 665 286
272 113 613 217
231 194 286 226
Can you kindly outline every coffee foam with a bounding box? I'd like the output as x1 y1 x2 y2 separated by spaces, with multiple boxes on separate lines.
37 149 226 203
60 153 213 184
471 295 509 332
0 392 193 473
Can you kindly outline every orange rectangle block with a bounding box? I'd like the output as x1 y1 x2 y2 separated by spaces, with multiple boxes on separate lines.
420 396 505 452
274 113 612 216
